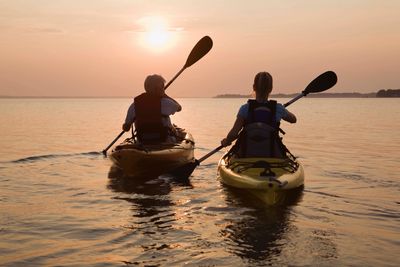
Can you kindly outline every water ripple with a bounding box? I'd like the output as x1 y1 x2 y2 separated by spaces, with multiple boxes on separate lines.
6 151 102 164
325 170 400 189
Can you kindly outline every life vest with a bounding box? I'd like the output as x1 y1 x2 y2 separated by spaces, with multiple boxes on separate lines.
134 93 168 143
236 100 286 158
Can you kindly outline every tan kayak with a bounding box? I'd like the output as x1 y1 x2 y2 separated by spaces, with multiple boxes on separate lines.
110 130 195 177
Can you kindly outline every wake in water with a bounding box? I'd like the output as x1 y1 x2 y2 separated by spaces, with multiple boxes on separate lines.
3 146 223 165
5 151 102 164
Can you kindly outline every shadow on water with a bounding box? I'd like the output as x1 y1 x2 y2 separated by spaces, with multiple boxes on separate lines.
106 165 194 265
107 164 191 221
107 164 192 193
219 186 305 263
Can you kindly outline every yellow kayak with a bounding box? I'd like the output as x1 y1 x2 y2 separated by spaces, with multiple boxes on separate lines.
218 153 304 205
110 131 195 177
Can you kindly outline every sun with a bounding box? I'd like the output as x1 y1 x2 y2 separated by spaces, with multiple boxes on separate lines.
137 16 178 52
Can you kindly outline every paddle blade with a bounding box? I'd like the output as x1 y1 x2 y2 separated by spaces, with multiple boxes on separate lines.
303 71 337 95
184 36 213 68
168 160 199 179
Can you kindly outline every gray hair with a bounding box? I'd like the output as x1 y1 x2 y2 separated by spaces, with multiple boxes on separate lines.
144 74 166 92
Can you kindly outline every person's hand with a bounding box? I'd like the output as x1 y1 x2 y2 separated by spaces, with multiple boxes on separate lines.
122 123 131 132
221 138 231 147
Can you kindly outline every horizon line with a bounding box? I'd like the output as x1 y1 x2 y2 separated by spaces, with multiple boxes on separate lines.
0 91 380 99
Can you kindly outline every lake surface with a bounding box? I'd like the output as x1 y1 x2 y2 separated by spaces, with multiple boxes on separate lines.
0 98 399 266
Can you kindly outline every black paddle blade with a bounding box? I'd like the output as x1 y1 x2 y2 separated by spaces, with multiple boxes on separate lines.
184 36 213 68
168 160 199 179
303 71 337 95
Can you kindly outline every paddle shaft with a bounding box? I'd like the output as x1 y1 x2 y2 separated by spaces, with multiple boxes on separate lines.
102 130 124 155
284 92 305 107
164 66 185 91
197 145 224 163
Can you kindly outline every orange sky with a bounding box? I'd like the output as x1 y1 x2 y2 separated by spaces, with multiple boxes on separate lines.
1 1 399 97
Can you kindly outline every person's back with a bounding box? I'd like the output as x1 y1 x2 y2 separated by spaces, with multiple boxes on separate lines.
237 99 285 158
122 74 182 144
221 71 296 158
134 92 166 143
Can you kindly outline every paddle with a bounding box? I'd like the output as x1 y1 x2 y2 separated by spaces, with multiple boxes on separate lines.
284 71 337 107
102 36 213 156
164 36 213 90
170 70 338 178
168 145 224 178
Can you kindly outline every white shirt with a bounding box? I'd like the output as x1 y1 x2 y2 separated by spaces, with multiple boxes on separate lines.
124 98 180 128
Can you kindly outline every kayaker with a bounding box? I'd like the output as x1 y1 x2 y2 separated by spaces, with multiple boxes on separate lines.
220 71 297 158
122 74 182 143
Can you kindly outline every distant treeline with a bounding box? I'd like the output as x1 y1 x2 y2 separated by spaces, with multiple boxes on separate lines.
215 90 400 98
376 89 400 97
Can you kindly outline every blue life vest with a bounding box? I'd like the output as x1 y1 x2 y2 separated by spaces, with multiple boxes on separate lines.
237 99 285 158
245 99 278 127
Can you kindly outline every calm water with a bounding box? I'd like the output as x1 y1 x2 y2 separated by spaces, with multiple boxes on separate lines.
0 98 399 266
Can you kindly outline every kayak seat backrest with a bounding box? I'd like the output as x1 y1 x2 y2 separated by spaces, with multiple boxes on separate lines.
136 124 168 144
238 123 285 158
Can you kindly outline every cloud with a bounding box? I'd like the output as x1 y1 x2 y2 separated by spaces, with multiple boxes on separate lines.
125 16 185 33
24 27 65 34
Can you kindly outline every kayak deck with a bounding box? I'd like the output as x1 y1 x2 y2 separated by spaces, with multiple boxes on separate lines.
218 154 304 205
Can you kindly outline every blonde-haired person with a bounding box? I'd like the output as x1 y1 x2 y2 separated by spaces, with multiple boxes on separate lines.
122 74 182 143
221 72 296 157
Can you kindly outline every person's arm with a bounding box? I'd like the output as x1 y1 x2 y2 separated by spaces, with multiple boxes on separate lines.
221 116 245 147
282 110 297 123
276 103 297 124
163 94 182 111
122 103 135 131
162 96 182 115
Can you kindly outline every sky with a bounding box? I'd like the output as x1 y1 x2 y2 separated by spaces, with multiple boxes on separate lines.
1 0 399 97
